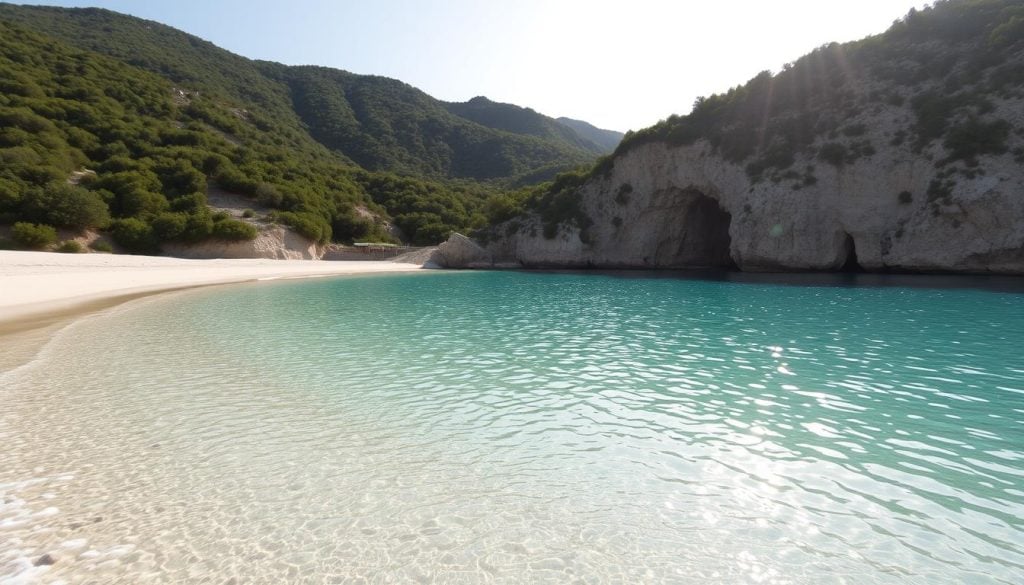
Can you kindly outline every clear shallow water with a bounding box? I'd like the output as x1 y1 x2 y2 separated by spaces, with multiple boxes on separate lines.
2 270 1024 584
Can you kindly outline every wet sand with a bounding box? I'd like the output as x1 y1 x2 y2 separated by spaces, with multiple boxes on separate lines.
0 251 427 369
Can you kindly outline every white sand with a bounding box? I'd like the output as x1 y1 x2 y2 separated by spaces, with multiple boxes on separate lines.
0 250 426 325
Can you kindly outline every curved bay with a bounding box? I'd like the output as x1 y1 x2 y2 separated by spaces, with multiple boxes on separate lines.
2 271 1023 584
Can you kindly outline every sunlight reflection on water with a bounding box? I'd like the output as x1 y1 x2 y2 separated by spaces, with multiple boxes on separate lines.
2 270 1023 584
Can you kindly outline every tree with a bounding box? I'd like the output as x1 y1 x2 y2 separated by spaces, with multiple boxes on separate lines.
110 217 157 253
11 221 57 249
211 219 258 241
20 184 110 229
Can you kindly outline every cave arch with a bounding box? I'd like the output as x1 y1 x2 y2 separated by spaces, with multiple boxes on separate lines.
672 189 735 268
841 233 864 273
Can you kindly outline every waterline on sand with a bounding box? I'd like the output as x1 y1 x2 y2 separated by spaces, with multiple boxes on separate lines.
2 270 1023 584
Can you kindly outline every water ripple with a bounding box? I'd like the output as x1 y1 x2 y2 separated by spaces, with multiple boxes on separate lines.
2 271 1023 584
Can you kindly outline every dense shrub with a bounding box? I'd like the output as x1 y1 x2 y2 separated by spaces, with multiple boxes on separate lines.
181 211 214 241
11 219 57 246
942 118 1011 162
114 188 168 218
211 219 258 240
0 177 21 211
11 222 57 249
519 169 592 240
842 123 868 137
818 143 849 166
56 240 83 253
482 194 525 225
91 240 113 252
154 159 206 197
272 211 331 243
332 209 375 242
20 184 110 229
151 212 188 240
110 217 158 253
412 223 451 245
254 183 283 207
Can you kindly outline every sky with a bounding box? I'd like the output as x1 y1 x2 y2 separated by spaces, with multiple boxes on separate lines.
19 0 929 131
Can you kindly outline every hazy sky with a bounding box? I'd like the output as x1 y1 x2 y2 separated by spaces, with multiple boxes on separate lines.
21 0 928 131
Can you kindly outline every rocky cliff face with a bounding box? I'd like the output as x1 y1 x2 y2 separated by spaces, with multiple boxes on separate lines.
482 1 1024 275
486 117 1024 274
497 145 1024 273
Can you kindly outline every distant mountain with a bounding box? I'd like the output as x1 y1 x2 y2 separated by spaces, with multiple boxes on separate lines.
258 67 595 180
444 96 610 154
555 117 623 152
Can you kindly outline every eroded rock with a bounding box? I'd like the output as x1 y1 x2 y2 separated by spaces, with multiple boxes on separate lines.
34 553 56 566
162 225 323 260
486 104 1024 275
429 233 492 268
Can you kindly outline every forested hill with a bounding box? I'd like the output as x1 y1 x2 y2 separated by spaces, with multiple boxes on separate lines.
443 96 618 155
555 117 624 153
259 65 597 180
0 15 507 249
0 4 606 183
0 4 615 252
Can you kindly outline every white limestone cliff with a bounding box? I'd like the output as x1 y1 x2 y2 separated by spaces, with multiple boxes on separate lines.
484 97 1024 274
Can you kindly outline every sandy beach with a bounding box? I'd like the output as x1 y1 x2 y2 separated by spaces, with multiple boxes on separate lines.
0 251 427 367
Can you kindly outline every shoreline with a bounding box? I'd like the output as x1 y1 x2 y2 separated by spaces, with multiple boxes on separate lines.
0 250 430 371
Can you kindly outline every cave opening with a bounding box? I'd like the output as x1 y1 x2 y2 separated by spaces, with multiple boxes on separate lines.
841 233 864 273
676 191 735 268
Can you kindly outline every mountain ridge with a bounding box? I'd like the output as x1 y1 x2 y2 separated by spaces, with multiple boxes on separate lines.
442 96 618 155
0 4 609 184
555 117 623 153
0 3 613 252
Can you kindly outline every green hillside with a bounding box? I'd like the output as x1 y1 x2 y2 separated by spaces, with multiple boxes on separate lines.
0 4 598 183
0 4 615 251
265 66 594 179
444 96 608 154
555 117 623 152
0 17 494 249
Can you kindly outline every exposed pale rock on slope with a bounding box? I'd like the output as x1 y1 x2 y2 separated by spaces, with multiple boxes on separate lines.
162 226 323 260
430 233 492 268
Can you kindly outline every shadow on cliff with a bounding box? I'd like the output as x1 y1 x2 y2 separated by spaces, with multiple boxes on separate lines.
672 190 736 269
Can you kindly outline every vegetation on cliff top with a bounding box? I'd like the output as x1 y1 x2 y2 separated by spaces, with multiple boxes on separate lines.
612 0 1022 177
496 0 1023 240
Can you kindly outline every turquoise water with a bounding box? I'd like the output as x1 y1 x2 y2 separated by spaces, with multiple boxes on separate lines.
2 270 1024 584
